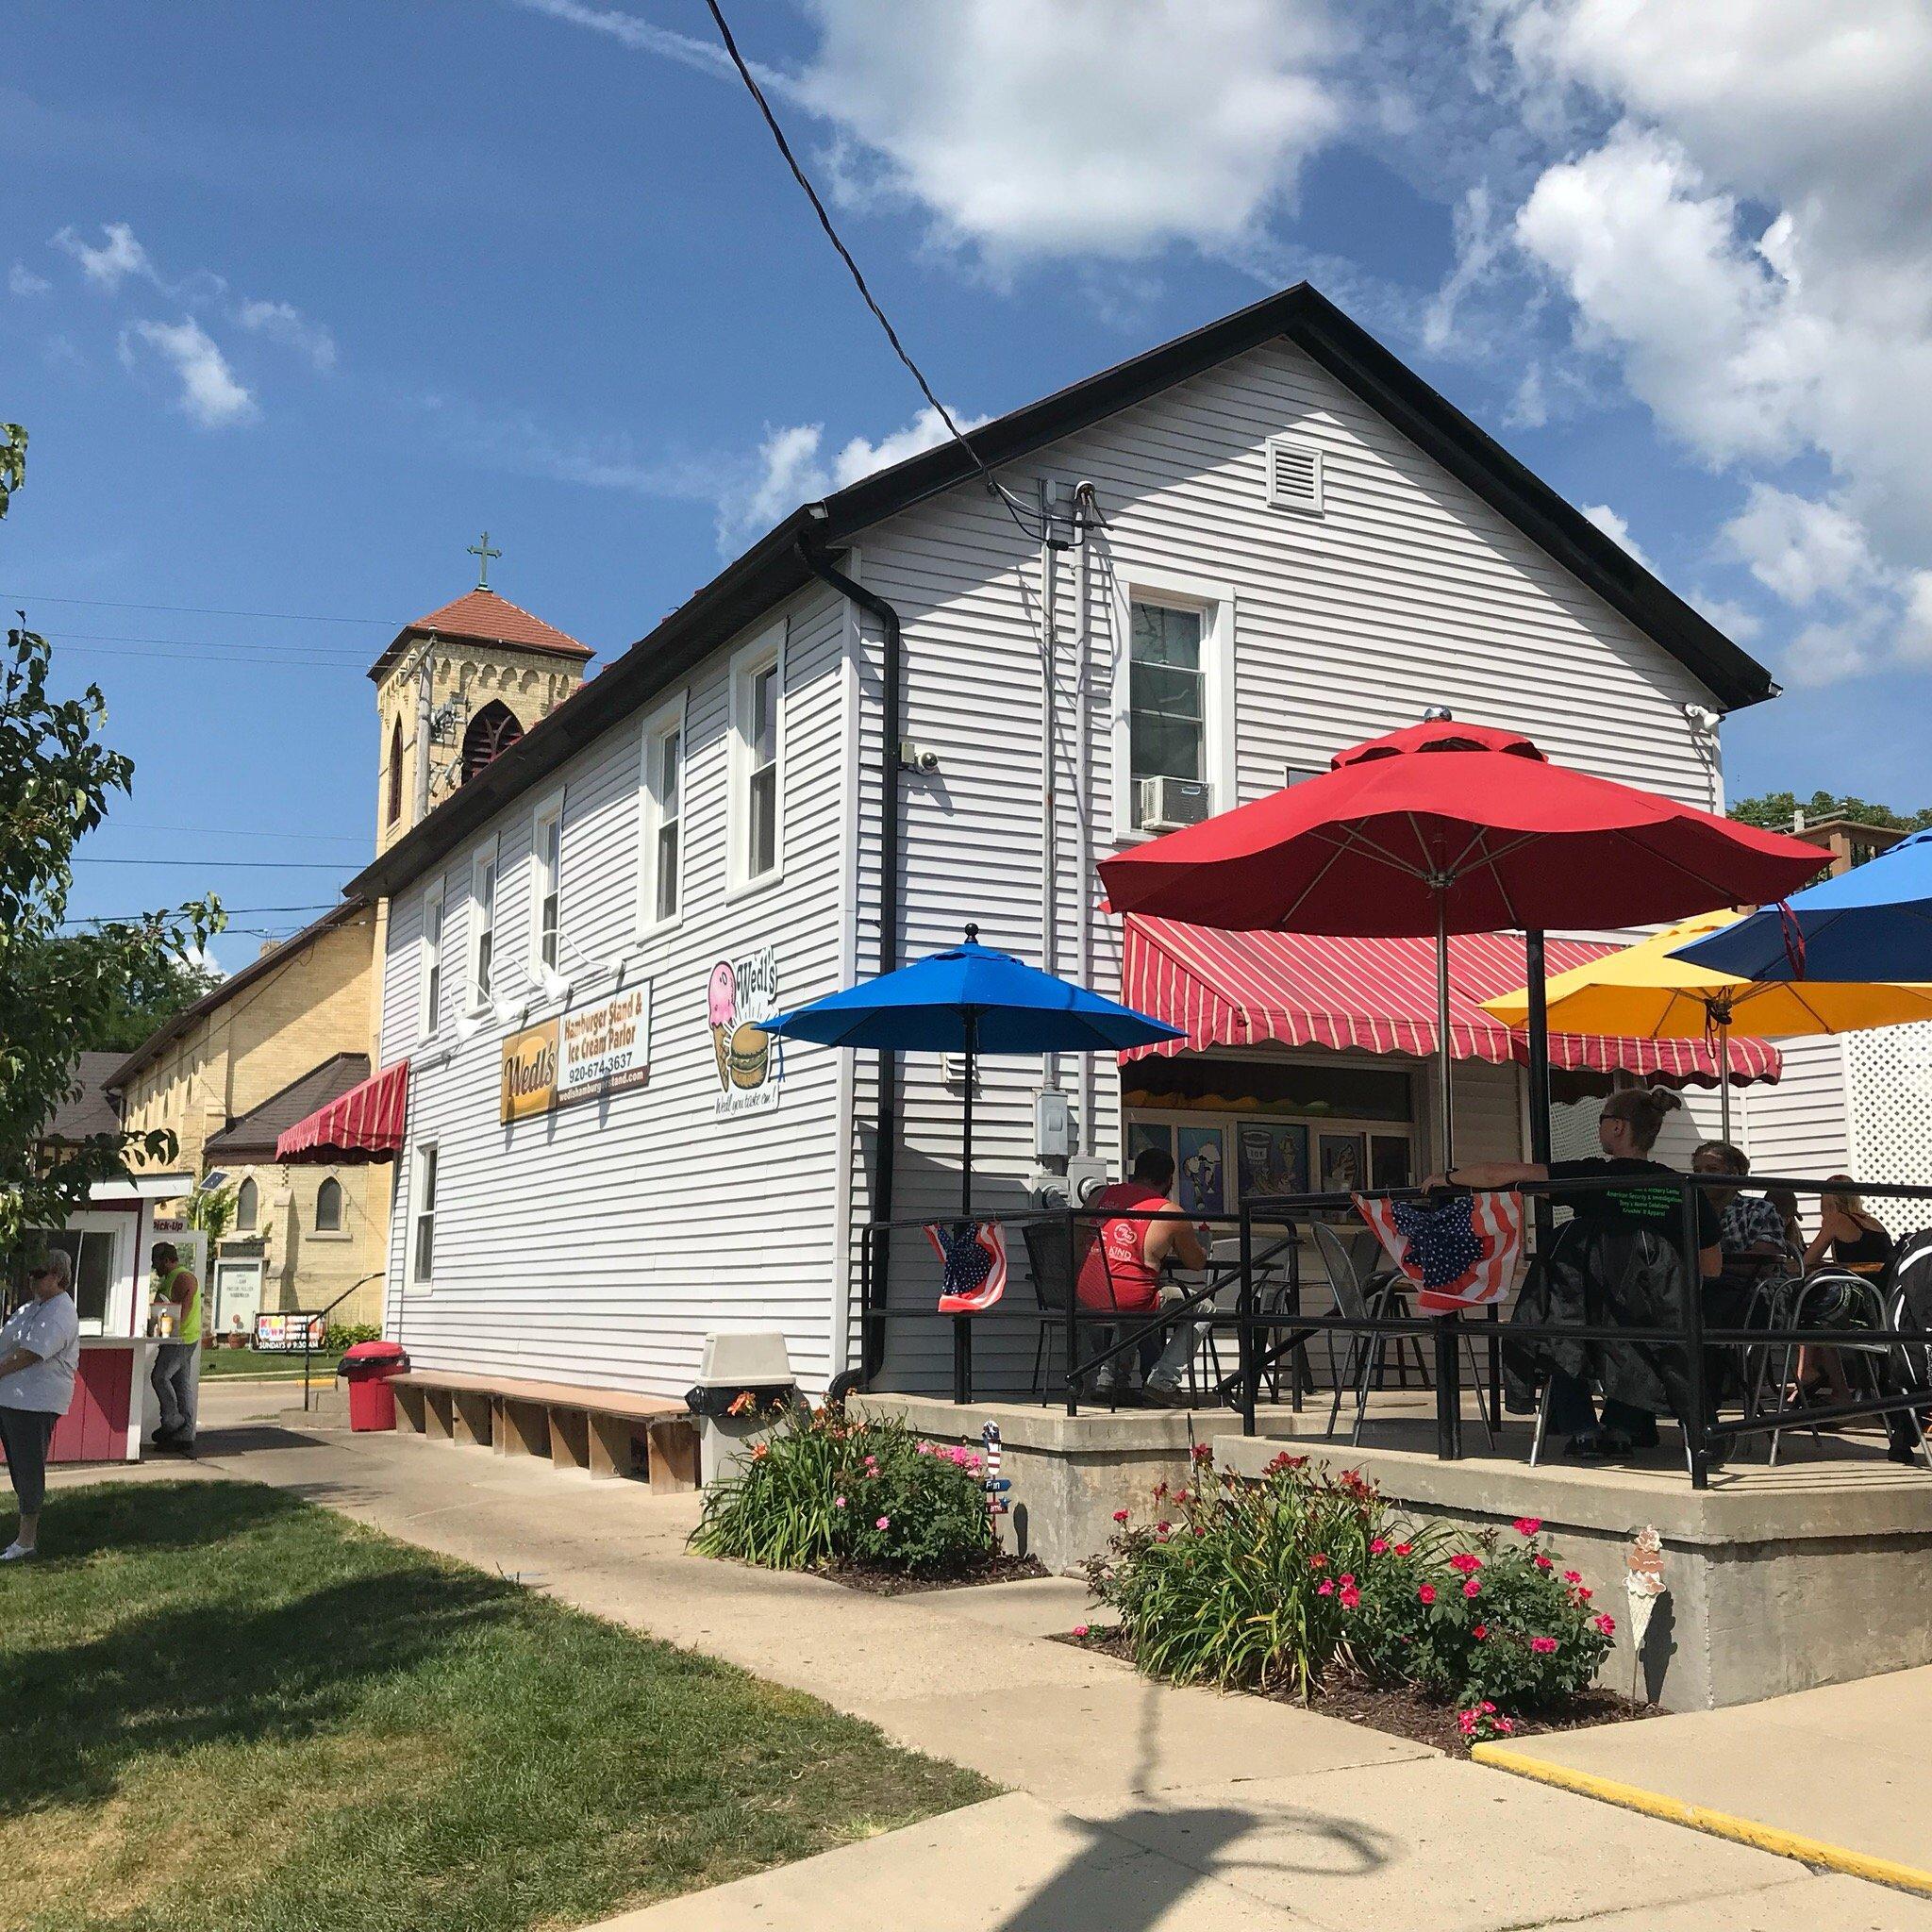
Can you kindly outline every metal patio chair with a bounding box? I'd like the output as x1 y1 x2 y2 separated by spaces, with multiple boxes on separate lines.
1313 1220 1496 1450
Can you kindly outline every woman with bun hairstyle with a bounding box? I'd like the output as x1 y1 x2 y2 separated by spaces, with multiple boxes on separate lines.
1430 1085 1723 1461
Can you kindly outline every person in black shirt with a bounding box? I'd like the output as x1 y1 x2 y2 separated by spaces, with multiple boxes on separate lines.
1432 1085 1724 1461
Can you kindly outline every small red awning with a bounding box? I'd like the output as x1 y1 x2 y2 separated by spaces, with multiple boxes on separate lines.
275 1059 410 1163
1121 919 1780 1087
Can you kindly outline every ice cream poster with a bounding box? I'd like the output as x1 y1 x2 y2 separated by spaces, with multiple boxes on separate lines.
708 946 782 1117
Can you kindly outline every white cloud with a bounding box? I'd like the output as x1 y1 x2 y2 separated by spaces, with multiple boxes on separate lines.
236 297 336 372
719 404 989 548
119 319 258 428
1581 502 1654 573
8 261 51 296
1488 2 1932 679
53 220 158 291
1721 484 1878 606
1687 591 1763 646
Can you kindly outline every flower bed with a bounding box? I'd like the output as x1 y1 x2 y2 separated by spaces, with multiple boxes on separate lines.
1079 1447 1621 1738
691 1405 1001 1580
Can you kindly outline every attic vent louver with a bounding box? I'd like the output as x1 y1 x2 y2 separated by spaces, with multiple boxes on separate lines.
1266 437 1324 517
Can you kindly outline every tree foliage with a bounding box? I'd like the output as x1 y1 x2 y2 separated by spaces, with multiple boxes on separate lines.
1730 789 1932 834
25 935 223 1053
1 423 224 1248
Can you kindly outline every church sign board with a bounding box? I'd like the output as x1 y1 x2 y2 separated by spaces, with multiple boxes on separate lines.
501 983 652 1124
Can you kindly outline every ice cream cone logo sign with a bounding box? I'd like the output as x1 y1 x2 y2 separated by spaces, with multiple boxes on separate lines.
708 947 781 1117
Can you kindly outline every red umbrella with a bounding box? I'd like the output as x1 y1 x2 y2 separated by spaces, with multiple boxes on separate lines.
1100 717 1823 1163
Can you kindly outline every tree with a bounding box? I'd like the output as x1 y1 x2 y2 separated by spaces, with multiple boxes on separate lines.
1 423 224 1250
25 935 223 1053
1730 789 1932 834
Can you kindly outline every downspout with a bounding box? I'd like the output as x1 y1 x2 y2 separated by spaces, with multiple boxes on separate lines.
799 534 901 1389
1039 496 1060 1091
1073 482 1096 1156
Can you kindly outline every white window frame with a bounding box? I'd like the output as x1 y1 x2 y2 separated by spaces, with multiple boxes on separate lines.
468 838 499 1009
1110 568 1237 844
418 874 445 1041
529 789 565 976
727 622 786 897
638 692 688 935
408 1141 438 1292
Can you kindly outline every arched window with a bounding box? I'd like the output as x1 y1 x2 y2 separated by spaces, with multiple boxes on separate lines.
314 1176 342 1231
461 701 524 783
235 1176 258 1231
386 716 405 824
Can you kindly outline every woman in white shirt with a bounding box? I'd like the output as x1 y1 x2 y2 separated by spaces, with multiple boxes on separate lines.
0 1248 82 1561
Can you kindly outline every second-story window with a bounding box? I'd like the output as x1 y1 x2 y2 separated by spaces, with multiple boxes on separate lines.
531 792 563 973
471 841 497 1003
1128 600 1205 827
730 627 783 888
641 699 685 928
419 876 444 1040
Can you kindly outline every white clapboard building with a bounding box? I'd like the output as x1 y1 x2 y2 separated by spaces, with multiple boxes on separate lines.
348 285 1788 1402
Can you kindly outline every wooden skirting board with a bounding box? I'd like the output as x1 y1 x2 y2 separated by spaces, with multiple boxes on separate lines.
391 1371 698 1493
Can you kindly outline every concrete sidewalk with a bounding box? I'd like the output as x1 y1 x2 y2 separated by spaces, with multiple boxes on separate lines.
1475 1667 1932 1896
47 1384 1932 1932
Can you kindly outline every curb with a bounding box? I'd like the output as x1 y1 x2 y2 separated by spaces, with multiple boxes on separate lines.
1470 1743 1932 1898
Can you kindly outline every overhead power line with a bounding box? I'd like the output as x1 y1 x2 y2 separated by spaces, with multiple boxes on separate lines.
701 0 1041 542
4 591 386 625
73 858 352 871
40 628 370 656
103 822 367 846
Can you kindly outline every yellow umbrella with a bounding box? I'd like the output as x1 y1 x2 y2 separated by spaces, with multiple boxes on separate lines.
1482 908 1932 1142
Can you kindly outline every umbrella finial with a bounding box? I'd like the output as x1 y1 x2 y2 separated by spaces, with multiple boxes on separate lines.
964 922 980 944
1422 704 1454 723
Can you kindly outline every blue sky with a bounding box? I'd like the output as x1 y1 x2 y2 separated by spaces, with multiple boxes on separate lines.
8 2 1930 974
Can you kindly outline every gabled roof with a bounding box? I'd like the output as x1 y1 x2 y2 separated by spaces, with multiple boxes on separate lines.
105 899 369 1092
42 1052 125 1143
367 587 593 681
205 1052 372 1161
349 282 1779 903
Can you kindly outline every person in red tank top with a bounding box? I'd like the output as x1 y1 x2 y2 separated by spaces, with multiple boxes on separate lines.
1075 1149 1208 1405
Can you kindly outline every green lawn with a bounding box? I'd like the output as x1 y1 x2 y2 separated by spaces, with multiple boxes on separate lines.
2 1483 991 1932
197 1348 342 1380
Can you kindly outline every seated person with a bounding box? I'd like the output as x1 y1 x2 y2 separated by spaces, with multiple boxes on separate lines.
1075 1147 1208 1407
1690 1140 1787 1407
1804 1178 1896 1275
1765 1187 1806 1264
1432 1085 1722 1462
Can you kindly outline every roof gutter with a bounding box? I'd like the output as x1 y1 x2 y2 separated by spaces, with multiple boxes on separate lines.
797 532 900 1391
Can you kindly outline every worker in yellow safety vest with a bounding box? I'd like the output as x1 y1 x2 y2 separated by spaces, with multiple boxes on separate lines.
149 1241 201 1455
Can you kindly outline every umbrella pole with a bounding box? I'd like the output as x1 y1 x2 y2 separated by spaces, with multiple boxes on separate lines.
1432 888 1462 1461
1719 1016 1733 1147
955 1013 976 1406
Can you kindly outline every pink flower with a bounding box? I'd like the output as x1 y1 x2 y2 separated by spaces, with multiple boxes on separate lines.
1457 1711 1476 1735
1495 1717 1516 1735
1073 1624 1090 1638
1533 1556 1553 1572
1156 1521 1172 1535
1572 1586 1593 1603
1472 1624 1489 1641
1309 1552 1329 1569
1562 1570 1581 1584
1340 1586 1360 1610
875 1516 891 1531
1448 1553 1483 1574
834 1495 846 1508
1112 1509 1129 1524
1394 1541 1414 1557
1530 1636 1557 1655
1317 1580 1335 1596
1462 1579 1481 1599
1370 1538 1390 1555
1593 1613 1617 1635
1513 1517 1542 1537
1418 1584 1437 1605
1480 1702 1496 1713
1338 1574 1356 1589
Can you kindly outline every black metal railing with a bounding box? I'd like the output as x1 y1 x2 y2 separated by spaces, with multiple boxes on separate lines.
854 1172 1932 1491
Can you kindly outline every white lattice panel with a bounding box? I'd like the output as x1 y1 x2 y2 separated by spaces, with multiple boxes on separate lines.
1845 1020 1932 1233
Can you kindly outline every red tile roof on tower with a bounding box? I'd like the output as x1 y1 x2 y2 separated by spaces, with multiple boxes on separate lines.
367 587 593 680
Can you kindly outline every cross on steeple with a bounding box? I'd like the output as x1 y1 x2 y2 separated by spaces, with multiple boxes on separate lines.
467 530 502 590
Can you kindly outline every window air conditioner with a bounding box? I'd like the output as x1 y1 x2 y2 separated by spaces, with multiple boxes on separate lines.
1139 776 1212 831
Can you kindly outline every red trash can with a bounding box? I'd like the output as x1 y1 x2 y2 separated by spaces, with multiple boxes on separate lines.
340 1339 408 1431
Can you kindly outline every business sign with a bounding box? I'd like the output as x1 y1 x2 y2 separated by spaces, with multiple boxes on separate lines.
707 946 781 1118
501 983 653 1124
254 1310 326 1353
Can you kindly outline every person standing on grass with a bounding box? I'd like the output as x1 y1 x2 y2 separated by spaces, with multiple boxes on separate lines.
149 1241 200 1454
0 1249 81 1561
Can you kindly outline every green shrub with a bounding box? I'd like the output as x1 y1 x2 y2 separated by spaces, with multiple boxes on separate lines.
691 1406 993 1575
1086 1462 1615 1719
324 1322 381 1352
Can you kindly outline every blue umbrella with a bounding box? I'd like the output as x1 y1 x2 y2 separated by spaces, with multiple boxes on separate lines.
763 923 1182 1212
1672 830 1932 984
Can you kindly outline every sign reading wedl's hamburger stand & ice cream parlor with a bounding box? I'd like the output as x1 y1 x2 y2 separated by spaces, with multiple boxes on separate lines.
708 946 781 1118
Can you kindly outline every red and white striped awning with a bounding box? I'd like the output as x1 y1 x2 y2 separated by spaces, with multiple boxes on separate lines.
1120 919 1780 1086
275 1059 410 1163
